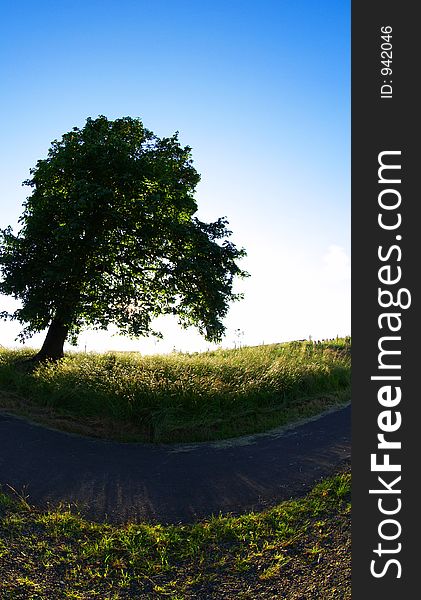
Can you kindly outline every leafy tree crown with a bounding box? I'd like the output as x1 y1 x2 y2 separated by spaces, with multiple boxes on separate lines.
0 116 247 343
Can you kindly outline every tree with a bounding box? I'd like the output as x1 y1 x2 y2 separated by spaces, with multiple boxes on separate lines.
0 116 247 360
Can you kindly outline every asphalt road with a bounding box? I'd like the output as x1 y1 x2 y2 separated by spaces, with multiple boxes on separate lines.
0 404 351 524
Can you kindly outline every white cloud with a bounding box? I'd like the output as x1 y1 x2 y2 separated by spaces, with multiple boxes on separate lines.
321 245 350 283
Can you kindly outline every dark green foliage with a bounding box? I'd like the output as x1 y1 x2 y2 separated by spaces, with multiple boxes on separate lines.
0 116 247 354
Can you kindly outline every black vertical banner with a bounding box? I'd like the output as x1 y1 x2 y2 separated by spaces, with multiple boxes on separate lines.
352 1 419 597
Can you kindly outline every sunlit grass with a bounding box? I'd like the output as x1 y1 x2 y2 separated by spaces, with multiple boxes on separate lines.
0 470 351 598
0 338 350 442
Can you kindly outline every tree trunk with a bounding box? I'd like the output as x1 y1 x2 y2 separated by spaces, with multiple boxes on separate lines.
33 318 69 361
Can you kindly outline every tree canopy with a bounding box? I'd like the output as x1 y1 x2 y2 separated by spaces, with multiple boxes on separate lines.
0 116 247 359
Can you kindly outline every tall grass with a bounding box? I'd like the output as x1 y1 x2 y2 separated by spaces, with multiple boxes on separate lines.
0 338 350 442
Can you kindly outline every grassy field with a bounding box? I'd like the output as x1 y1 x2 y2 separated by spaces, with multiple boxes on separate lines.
0 466 351 599
0 338 350 443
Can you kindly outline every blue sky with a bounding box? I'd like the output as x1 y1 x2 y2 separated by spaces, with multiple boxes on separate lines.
0 0 350 353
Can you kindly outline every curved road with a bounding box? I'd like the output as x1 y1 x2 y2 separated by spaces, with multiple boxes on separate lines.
0 405 350 524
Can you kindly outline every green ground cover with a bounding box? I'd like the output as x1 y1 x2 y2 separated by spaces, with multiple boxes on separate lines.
0 338 350 443
0 468 351 599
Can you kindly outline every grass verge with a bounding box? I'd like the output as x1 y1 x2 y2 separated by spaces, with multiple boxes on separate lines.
0 338 350 443
0 467 351 599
